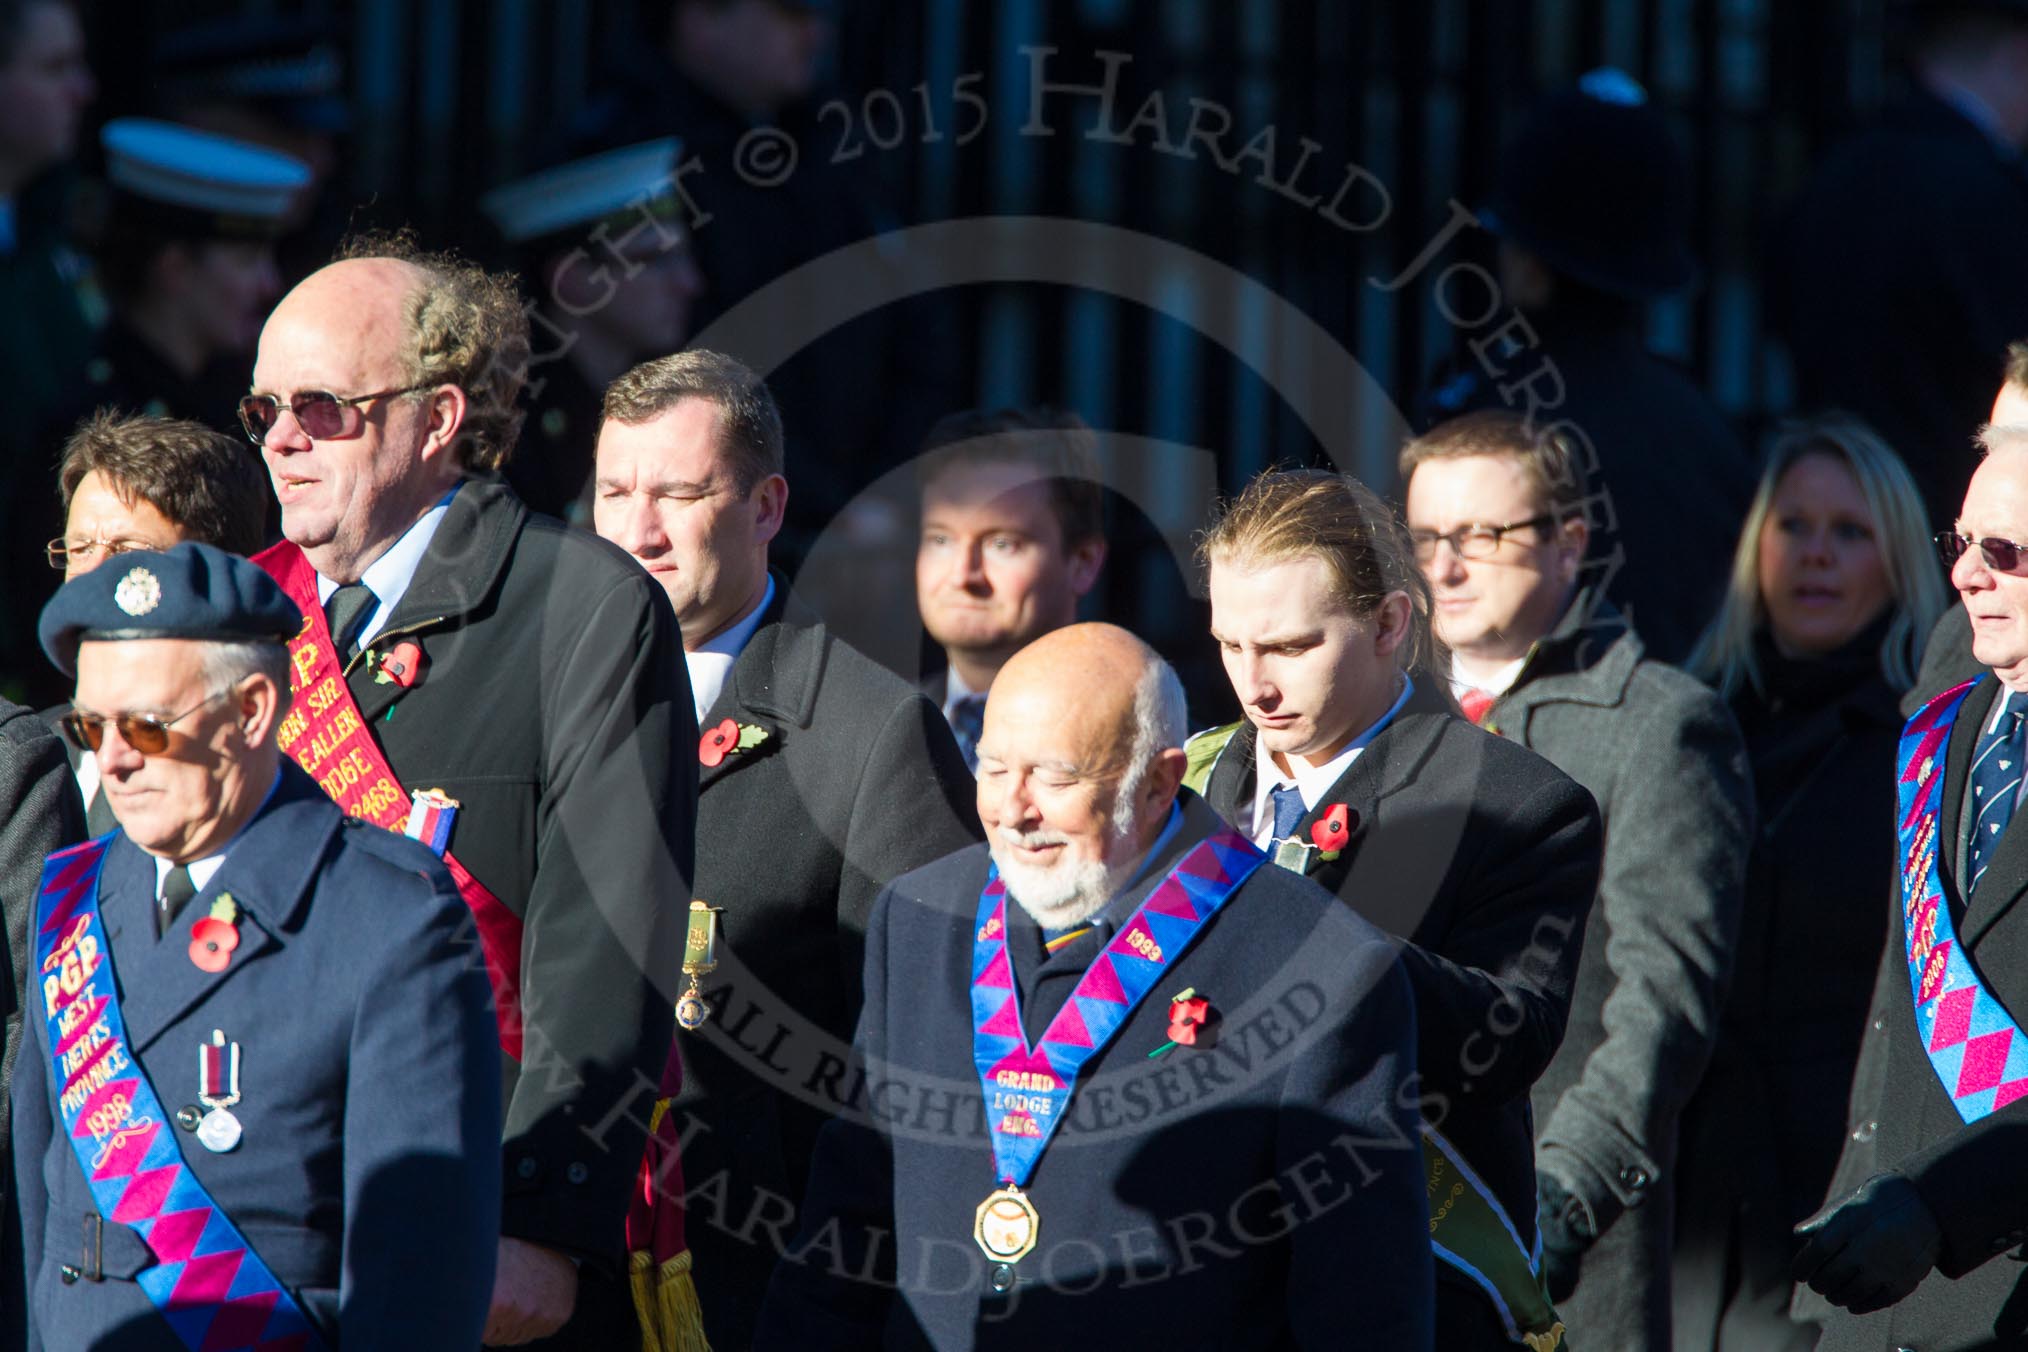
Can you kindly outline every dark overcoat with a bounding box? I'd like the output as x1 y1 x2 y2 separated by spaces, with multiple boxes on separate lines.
1484 602 1749 1350
1771 86 2028 529
1194 683 1602 1346
755 793 1434 1350
10 762 502 1348
678 581 980 1348
303 476 695 1342
1673 636 1903 1352
1808 671 2028 1350
506 354 602 525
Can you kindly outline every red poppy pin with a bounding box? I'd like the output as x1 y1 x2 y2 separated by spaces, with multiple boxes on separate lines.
188 894 241 974
1150 987 1215 1057
699 718 771 768
374 640 425 688
1311 804 1352 860
1168 993 1211 1045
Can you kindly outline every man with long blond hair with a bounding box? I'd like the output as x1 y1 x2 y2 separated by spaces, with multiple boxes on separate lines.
1189 467 1602 1349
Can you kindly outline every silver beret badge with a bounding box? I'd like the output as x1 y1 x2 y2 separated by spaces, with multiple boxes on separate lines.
114 566 161 617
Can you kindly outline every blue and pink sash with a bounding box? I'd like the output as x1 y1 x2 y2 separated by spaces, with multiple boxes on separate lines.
1898 676 2028 1121
970 829 1263 1184
33 838 325 1350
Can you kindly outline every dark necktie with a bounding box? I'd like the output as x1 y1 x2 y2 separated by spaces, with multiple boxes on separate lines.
1269 784 1306 841
158 863 196 938
1969 701 2028 892
950 694 985 772
325 581 379 660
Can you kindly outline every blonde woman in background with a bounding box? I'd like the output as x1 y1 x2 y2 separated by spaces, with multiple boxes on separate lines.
1673 414 1948 1351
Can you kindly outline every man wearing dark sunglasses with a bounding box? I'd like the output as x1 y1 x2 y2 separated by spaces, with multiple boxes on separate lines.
246 232 694 1349
1799 420 2028 1348
15 541 500 1347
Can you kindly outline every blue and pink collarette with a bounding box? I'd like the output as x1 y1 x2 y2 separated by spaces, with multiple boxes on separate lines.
970 829 1264 1186
1898 676 2028 1122
34 839 326 1350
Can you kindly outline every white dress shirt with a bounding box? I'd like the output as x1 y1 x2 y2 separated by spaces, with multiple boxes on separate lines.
685 575 776 727
152 771 283 900
313 485 460 652
1248 675 1416 846
1448 652 1529 704
942 663 987 724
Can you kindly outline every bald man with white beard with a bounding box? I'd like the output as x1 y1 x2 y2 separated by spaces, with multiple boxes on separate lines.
759 623 1434 1350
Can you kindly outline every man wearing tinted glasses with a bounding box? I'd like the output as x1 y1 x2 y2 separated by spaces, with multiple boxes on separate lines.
1799 421 2028 1348
15 541 499 1347
40 410 269 834
243 233 694 1348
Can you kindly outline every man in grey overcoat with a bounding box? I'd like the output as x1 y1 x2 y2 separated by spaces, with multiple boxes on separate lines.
1404 410 1751 1349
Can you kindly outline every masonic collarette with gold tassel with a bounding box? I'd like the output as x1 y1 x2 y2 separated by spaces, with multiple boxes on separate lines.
1180 724 1565 1351
969 828 1264 1272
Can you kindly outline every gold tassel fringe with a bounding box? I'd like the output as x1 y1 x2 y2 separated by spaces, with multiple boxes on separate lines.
630 1247 710 1352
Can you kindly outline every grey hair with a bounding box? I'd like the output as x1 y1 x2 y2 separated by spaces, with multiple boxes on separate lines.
1982 423 2028 458
1113 654 1188 824
199 640 295 727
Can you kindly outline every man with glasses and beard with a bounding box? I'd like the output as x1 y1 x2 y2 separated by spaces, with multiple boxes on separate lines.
760 623 1432 1349
14 541 498 1347
241 233 693 1348
1798 422 2028 1348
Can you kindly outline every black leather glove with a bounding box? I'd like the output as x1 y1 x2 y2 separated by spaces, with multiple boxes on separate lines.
1535 1170 1594 1303
1793 1173 1943 1314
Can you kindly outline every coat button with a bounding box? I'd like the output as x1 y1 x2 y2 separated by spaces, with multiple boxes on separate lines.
567 1162 589 1185
1874 1018 1887 1032
516 1157 538 1180
989 1263 1016 1293
59 1265 80 1285
1619 1165 1650 1191
1852 1121 1878 1143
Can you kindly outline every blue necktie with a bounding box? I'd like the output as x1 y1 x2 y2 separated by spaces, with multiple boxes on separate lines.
950 695 985 772
1270 784 1306 841
1968 700 2027 892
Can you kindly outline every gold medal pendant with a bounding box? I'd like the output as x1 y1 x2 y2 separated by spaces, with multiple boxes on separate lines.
675 900 722 1031
973 1184 1040 1264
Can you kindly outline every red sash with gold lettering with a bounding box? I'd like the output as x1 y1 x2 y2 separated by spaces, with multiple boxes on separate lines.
252 541 524 1059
